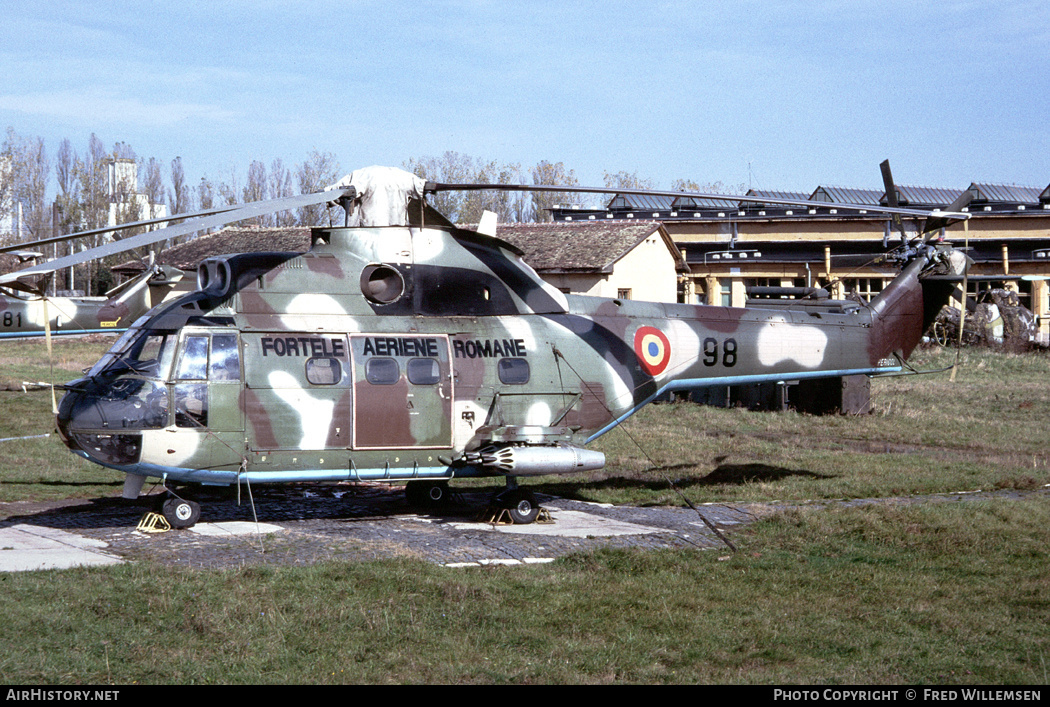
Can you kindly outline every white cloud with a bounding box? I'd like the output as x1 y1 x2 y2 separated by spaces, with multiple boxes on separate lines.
0 88 238 128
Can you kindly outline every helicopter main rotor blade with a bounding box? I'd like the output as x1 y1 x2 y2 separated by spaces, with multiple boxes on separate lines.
0 188 353 284
0 204 245 256
424 179 970 222
880 159 909 242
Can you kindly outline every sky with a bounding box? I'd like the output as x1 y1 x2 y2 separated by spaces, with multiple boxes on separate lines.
1 0 1048 202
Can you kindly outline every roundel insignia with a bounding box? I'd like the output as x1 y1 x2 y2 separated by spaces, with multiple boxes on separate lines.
634 326 671 376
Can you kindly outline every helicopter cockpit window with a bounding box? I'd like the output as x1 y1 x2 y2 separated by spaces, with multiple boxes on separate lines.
125 332 175 379
176 336 209 380
210 334 241 381
407 358 441 385
174 337 209 428
365 357 400 385
89 328 176 380
498 358 530 385
306 357 342 385
172 333 240 428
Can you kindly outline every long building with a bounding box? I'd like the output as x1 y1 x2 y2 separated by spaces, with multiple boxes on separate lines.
553 180 1050 337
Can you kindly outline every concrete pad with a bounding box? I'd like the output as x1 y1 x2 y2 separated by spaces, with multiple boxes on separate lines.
188 521 283 537
0 524 123 572
450 508 664 537
445 557 556 568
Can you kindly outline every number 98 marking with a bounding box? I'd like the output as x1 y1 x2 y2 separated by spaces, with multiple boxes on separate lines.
702 337 737 367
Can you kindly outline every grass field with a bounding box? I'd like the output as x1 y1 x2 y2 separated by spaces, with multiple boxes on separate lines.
0 338 1047 684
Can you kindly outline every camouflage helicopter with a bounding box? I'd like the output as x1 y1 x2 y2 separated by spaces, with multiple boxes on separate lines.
2 164 971 528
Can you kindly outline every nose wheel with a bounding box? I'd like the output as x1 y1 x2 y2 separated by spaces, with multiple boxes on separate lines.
159 496 201 529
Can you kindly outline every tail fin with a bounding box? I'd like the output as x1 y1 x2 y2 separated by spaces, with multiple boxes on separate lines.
868 245 970 361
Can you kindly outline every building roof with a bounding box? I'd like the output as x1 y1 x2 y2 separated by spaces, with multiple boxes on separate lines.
968 183 1044 204
672 194 739 209
605 193 674 211
810 186 883 205
745 189 810 205
885 185 966 207
113 226 312 274
604 193 738 211
490 221 688 273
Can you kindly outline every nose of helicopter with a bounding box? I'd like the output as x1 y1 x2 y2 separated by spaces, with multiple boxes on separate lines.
55 380 149 467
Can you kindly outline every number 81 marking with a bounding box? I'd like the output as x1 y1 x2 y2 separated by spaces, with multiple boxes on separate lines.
702 337 737 367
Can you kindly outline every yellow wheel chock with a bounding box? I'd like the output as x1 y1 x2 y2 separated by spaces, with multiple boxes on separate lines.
136 511 172 533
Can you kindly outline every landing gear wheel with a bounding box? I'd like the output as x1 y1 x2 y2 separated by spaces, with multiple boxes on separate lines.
405 480 450 507
161 497 201 529
500 489 539 525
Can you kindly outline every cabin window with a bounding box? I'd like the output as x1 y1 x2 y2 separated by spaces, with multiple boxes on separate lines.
306 357 342 385
498 358 530 385
365 357 400 385
407 358 441 385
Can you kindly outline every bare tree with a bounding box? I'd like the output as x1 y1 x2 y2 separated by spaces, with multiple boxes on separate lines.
66 134 116 294
295 151 340 226
217 168 240 208
404 152 529 225
495 163 530 224
0 135 13 239
242 160 268 226
458 158 497 225
76 134 110 232
404 151 472 222
603 170 654 191
112 141 136 161
168 157 190 215
671 177 746 195
244 160 268 203
268 158 296 227
2 128 51 241
141 157 165 219
197 177 215 211
530 160 581 222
